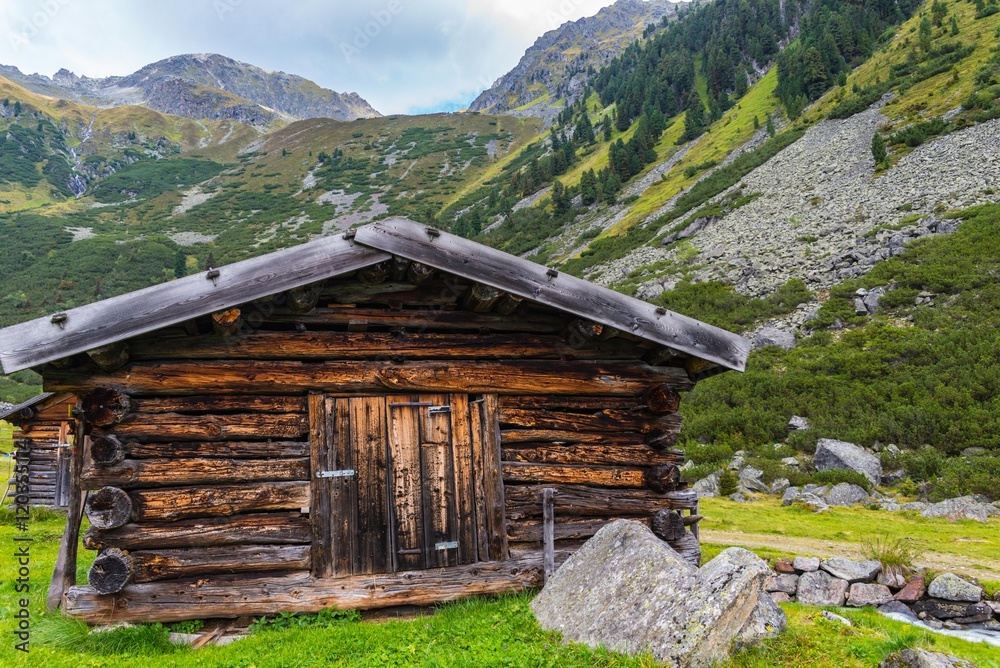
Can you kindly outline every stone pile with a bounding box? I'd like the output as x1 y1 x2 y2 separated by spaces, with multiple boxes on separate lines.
764 557 1000 636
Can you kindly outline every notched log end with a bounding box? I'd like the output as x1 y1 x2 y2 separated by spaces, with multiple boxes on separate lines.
81 388 134 428
85 486 133 530
89 547 134 595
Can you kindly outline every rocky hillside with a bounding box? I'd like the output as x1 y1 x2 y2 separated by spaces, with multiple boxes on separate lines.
469 0 677 121
0 53 380 127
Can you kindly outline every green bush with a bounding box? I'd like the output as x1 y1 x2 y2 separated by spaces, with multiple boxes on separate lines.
930 456 1000 501
810 468 873 492
684 441 734 465
718 469 739 496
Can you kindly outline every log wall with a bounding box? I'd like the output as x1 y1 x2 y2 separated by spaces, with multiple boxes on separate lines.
10 394 76 508
49 271 702 622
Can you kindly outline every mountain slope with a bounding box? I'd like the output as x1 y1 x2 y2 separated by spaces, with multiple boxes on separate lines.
469 0 678 120
1 54 380 127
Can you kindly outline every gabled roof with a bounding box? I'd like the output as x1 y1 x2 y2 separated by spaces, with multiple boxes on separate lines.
0 218 750 375
0 392 55 422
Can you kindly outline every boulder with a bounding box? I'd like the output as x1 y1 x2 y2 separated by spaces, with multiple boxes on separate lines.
795 493 829 513
927 573 983 603
774 558 796 574
732 593 787 650
801 484 830 497
739 467 769 493
901 502 929 512
729 492 749 503
788 416 811 431
880 649 980 668
765 574 799 595
847 583 894 607
813 439 882 487
824 483 870 507
820 557 881 583
878 600 919 621
797 570 849 606
530 520 778 668
753 327 796 351
921 497 994 523
911 599 993 621
692 471 721 498
769 592 792 604
877 570 907 589
894 575 927 603
770 478 791 494
793 556 820 573
780 487 801 506
781 457 800 467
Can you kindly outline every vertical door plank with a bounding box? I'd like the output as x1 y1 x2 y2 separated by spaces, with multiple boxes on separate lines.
469 398 490 562
353 397 389 575
309 394 333 578
387 396 425 571
330 397 358 577
449 394 477 565
478 394 508 562
421 394 456 568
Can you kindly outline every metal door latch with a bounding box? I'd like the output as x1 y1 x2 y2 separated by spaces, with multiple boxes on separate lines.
316 469 356 479
435 541 459 551
428 406 451 415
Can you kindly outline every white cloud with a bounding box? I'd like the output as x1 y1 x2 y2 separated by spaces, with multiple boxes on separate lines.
0 0 622 114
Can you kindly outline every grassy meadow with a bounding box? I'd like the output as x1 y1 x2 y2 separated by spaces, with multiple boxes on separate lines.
0 502 997 667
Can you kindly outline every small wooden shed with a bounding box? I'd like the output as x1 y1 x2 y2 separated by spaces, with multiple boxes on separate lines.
1 393 77 508
0 218 749 624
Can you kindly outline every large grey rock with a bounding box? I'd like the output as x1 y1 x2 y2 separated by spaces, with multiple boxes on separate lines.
770 478 791 494
797 570 849 606
880 648 980 668
739 466 769 493
781 456 801 467
847 583 894 607
878 600 919 621
824 482 870 507
820 557 881 583
795 492 828 513
765 574 799 595
692 471 721 498
780 487 801 506
927 574 984 603
901 502 929 512
793 556 820 573
531 520 776 667
753 327 796 350
732 593 787 650
911 599 993 621
813 439 882 487
921 497 995 523
788 415 811 431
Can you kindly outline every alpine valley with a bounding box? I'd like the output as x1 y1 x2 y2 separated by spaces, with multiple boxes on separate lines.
0 0 998 507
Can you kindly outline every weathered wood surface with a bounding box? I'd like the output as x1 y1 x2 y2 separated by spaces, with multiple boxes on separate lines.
0 234 389 374
81 458 309 489
115 440 310 460
354 219 749 372
46 423 86 612
646 464 683 493
89 547 133 595
107 413 309 441
85 486 133 530
47 360 692 396
504 484 686 520
91 436 127 466
64 555 544 624
353 397 390 575
542 488 554 583
264 307 567 333
85 513 312 551
644 386 682 414
500 395 655 412
135 396 308 414
471 395 507 562
129 545 312 583
130 332 647 362
651 509 686 542
502 462 646 488
499 406 681 436
129 482 310 522
81 388 133 427
508 516 653 542
86 342 130 372
501 444 682 468
211 309 243 336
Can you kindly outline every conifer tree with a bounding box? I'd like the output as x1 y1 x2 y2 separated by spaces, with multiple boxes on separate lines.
871 131 887 167
919 16 932 53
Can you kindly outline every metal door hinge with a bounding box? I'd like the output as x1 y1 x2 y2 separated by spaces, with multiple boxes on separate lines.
316 469 355 479
435 541 459 551
428 406 451 415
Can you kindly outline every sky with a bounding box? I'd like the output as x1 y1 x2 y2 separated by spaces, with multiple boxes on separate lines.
0 0 626 115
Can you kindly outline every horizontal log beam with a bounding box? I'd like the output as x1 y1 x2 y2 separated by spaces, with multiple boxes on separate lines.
46 360 692 397
82 458 309 490
499 407 681 436
501 444 682 468
130 332 646 362
131 545 311 583
131 482 310 522
85 513 312 551
263 307 567 333
504 484 685 520
121 441 310 460
106 413 309 442
500 429 676 448
64 555 543 624
507 516 652 542
135 396 308 415
500 396 653 412
502 462 646 488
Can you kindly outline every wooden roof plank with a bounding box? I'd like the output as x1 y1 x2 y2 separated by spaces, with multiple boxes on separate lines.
355 218 749 372
0 237 390 374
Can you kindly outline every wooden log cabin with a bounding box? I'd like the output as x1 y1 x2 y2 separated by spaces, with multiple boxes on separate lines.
1 393 76 508
0 218 749 624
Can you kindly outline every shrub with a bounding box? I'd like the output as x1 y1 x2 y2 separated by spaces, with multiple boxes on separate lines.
810 468 873 492
930 456 1000 501
684 441 735 465
718 469 739 496
900 448 944 481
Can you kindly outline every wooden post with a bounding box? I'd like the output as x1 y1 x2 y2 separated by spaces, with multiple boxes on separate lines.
46 418 87 611
542 487 555 584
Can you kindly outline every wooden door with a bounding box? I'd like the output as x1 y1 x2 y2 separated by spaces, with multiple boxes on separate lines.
310 394 506 578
